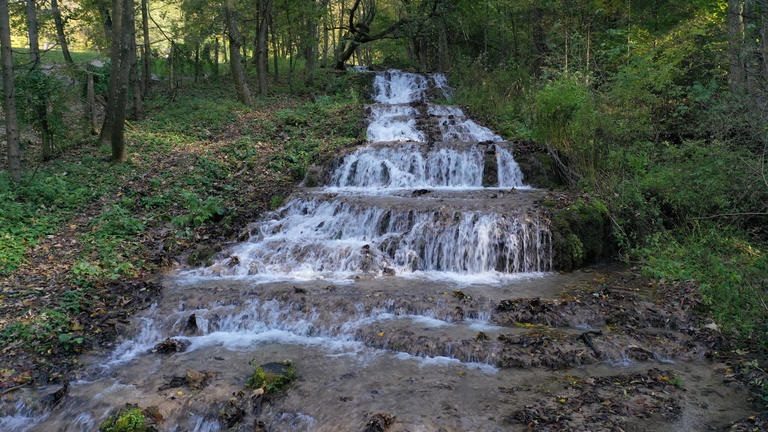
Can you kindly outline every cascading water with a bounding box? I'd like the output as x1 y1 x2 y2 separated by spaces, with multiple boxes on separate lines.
3 69 749 432
191 69 547 282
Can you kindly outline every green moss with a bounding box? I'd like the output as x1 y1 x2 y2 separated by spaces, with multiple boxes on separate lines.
551 199 612 271
246 361 297 393
99 407 152 432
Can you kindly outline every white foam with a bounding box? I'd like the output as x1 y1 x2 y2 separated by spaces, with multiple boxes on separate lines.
393 352 499 374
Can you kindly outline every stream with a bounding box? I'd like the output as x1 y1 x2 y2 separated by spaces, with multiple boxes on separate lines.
0 70 755 431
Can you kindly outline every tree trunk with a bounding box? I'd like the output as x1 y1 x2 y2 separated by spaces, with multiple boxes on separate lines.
271 12 279 80
25 0 40 64
225 0 254 105
111 0 134 162
762 3 768 78
213 36 219 77
303 0 321 85
86 71 98 134
168 41 174 91
728 0 746 93
51 0 73 64
141 0 150 94
194 44 200 83
26 0 54 160
1 0 21 181
257 0 269 95
130 14 143 120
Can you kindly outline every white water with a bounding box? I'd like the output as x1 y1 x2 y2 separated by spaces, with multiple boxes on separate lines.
187 69 544 283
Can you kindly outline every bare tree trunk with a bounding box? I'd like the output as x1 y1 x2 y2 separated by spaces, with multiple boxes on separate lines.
130 15 143 120
111 0 134 162
257 0 269 95
194 43 200 83
141 0 151 94
1 0 21 181
168 41 174 92
51 0 73 64
213 36 219 77
225 0 254 105
102 0 131 161
303 0 322 85
26 0 55 160
86 71 98 134
25 0 40 64
762 3 768 77
271 10 279 80
728 0 746 93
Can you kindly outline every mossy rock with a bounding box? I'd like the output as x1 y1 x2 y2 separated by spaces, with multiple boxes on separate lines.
551 199 613 271
512 143 565 189
99 405 156 432
187 245 219 267
246 361 297 393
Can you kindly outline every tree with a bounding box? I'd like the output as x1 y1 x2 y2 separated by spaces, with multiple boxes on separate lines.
51 0 74 64
256 0 270 95
728 0 746 93
102 0 134 162
224 0 254 104
25 0 40 64
333 0 442 70
1 0 21 181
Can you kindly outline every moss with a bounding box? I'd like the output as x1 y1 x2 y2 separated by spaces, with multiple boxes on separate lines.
246 361 297 393
99 406 154 432
551 199 613 271
187 246 218 267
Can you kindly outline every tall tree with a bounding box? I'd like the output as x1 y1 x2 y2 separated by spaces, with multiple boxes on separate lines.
51 0 74 64
1 0 21 181
256 0 270 94
224 0 254 104
728 0 746 93
25 0 40 64
102 0 134 162
25 0 55 159
141 0 151 94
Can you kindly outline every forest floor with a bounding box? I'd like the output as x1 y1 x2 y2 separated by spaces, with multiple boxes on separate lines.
0 76 363 391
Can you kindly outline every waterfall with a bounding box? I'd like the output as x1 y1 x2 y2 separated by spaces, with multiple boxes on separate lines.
190 69 549 282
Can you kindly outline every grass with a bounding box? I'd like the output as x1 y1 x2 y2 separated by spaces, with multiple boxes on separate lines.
640 226 767 345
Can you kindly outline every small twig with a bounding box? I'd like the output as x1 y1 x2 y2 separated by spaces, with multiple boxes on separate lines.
693 212 768 220
0 382 29 396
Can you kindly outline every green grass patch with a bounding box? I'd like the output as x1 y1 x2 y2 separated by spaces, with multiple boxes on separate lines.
640 226 767 344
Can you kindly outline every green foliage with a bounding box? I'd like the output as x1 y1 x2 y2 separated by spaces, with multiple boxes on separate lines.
99 407 151 432
640 226 767 342
533 75 600 182
551 199 612 271
172 191 226 228
246 361 297 393
269 93 362 180
0 308 83 355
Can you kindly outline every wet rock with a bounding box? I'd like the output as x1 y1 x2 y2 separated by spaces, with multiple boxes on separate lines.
219 393 247 428
151 338 190 354
39 382 68 408
508 369 681 431
293 286 308 294
382 267 396 276
99 404 158 432
246 361 297 394
729 413 768 431
482 144 498 187
184 314 198 335
363 412 395 432
411 189 431 197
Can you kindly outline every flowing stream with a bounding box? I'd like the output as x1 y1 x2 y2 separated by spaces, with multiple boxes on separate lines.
0 70 754 431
